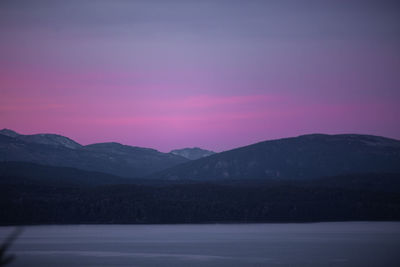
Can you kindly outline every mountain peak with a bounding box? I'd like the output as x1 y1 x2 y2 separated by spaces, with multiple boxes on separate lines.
85 142 159 154
170 147 215 160
0 128 20 137
0 129 82 149
23 133 82 149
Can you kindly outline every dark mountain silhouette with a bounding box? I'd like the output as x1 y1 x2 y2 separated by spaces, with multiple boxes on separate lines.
0 129 188 177
152 134 400 181
170 147 215 160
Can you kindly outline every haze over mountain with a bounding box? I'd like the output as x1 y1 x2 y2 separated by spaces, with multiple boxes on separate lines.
0 129 187 177
152 134 400 181
170 147 215 160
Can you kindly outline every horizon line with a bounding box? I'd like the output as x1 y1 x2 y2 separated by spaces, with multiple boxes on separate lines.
2 127 399 154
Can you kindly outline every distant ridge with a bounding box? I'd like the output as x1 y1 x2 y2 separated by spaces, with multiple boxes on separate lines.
0 129 82 149
152 133 400 181
2 129 400 181
170 147 215 160
0 129 188 177
0 129 19 138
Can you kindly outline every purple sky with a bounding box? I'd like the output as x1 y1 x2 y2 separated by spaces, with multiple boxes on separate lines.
1 0 400 152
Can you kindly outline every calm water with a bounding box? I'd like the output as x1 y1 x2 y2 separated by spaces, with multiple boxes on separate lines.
1 222 400 267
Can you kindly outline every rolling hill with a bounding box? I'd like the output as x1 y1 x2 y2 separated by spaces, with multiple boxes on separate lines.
152 134 400 180
0 129 188 177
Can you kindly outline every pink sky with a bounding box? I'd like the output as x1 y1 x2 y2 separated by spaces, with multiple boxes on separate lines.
1 1 400 152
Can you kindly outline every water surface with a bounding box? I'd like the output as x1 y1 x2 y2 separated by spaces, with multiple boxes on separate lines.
1 222 399 267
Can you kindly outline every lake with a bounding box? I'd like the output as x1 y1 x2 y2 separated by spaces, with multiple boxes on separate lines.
1 222 399 266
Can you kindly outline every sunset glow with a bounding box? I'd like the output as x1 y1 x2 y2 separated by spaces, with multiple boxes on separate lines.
1 0 399 151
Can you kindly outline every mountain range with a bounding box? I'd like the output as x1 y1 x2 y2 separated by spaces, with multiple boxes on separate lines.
1 129 400 181
0 129 188 177
154 134 400 180
1 128 400 225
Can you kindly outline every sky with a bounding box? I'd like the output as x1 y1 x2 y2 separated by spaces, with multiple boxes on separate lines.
1 0 399 152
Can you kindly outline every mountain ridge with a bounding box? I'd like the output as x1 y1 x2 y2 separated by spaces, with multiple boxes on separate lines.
0 129 188 177
151 133 400 181
0 128 82 149
2 129 400 181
